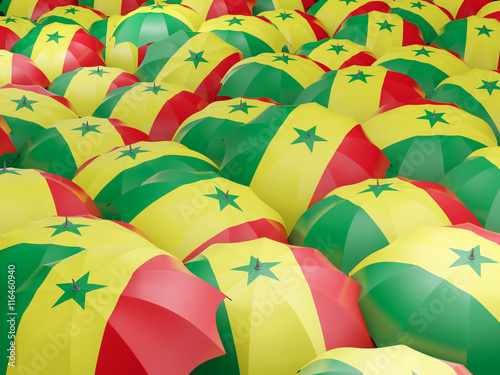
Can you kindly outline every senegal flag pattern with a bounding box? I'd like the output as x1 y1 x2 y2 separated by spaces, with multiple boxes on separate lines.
0 0 77 21
289 177 481 274
350 224 500 375
0 50 49 87
219 102 390 232
0 16 36 50
252 0 315 14
78 0 145 16
431 0 490 19
36 5 107 30
477 2 500 21
186 238 374 375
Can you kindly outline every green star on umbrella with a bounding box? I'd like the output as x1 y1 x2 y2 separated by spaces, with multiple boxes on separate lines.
476 25 494 37
64 7 79 14
46 31 65 44
276 12 294 21
150 3 165 9
3 17 17 24
143 83 167 95
88 67 110 77
11 95 37 111
52 271 106 309
45 217 90 237
413 47 434 57
327 43 348 55
339 0 358 5
72 121 101 137
226 16 244 26
205 187 242 211
346 70 374 83
116 145 149 160
377 20 396 32
0 163 20 175
291 126 326 152
185 50 208 69
417 109 449 127
228 100 257 114
449 245 498 277
273 53 295 64
410 1 426 9
477 80 500 96
359 180 398 197
231 256 280 285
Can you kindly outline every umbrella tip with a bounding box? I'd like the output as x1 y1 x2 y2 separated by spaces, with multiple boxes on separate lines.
223 190 229 200
85 121 89 129
432 110 436 118
489 80 493 87
469 247 475 260
306 130 310 139
240 99 243 107
357 69 361 77
129 144 133 153
64 216 70 228
255 258 261 270
72 279 80 292
376 178 381 188
2 161 6 171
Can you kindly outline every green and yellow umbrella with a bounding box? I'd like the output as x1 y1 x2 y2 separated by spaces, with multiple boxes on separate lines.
477 1 500 22
197 14 291 58
332 11 426 59
48 65 140 116
219 102 390 232
0 0 77 21
36 5 107 30
108 170 288 261
93 81 208 141
186 238 374 375
430 0 491 19
72 141 218 218
295 65 425 123
289 177 482 274
350 223 500 375
18 116 152 179
78 0 147 16
374 44 470 97
252 0 315 14
0 50 49 87
135 30 243 102
362 99 497 182
296 38 377 70
0 16 36 50
298 345 473 374
217 52 329 104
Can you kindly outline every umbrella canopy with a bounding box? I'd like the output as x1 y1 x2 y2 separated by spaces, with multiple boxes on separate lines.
350 223 500 375
0 16 36 50
48 65 140 116
0 50 49 87
0 167 100 233
93 81 208 141
296 38 377 70
142 0 256 20
173 97 277 166
186 238 374 375
374 44 470 97
362 99 497 182
78 0 147 16
430 0 491 19
289 177 482 274
477 1 500 22
18 116 152 179
432 16 500 70
2 245 225 374
298 345 473 374
11 22 105 82
0 115 17 167
36 5 107 30
0 0 77 21
306 0 392 37
258 9 329 53
217 52 329 104
219 102 390 232
72 141 218 218
197 14 291 58
295 65 425 123
252 0 315 14
135 30 243 102
108 170 288 261
103 35 150 74
333 11 426 59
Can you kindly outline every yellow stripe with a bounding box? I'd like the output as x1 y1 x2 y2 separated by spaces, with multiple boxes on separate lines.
202 238 325 375
0 16 35 38
466 147 500 168
477 3 500 18
0 51 13 84
105 38 140 73
366 12 404 59
431 0 461 18
270 0 308 11
464 18 500 70
37 6 105 30
304 39 374 70
92 0 123 16
130 177 284 260
362 102 497 150
350 225 500 321
8 246 165 375
181 0 210 19
4 0 38 19
250 103 358 232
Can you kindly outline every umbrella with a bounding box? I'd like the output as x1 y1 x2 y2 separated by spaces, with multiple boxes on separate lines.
48 65 140 116
18 116 152 179
0 115 17 167
332 11 426 59
78 0 149 16
430 68 500 143
103 35 150 74
362 99 497 182
219 102 390 232
432 16 500 70
295 65 425 123
141 0 256 20
108 169 288 261
134 30 243 102
296 38 377 71
306 0 392 37
289 177 482 274
0 50 49 87
3 245 225 374
173 97 277 166
252 0 315 14
430 0 491 19
186 238 374 375
217 52 329 104
390 0 453 44
93 82 208 141
374 44 470 97
36 5 107 30
197 14 291 58
72 141 219 218
0 0 77 21
0 167 100 233
298 345 472 374
350 223 500 375
0 16 36 50
11 22 105 82
258 9 329 53
477 1 500 22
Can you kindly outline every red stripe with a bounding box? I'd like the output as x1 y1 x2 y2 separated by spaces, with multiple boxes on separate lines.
295 53 330 72
338 51 376 69
333 2 392 35
183 218 288 262
149 91 208 141
0 27 20 51
62 29 105 75
121 0 148 15
40 170 101 217
296 10 330 41
291 246 374 349
484 11 500 22
302 0 316 12
206 0 254 20
108 118 153 144
379 70 425 108
78 5 108 19
402 178 482 227
310 124 390 207
422 0 454 21
401 19 426 47
0 84 77 112
106 72 140 95
10 53 50 87
438 358 473 374
0 115 17 154
95 254 225 375
195 52 243 102
31 0 78 21
109 219 153 241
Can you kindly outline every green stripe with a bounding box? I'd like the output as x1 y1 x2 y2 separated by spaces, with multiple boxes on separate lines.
210 30 276 59
294 70 338 106
295 38 329 57
391 8 437 44
431 18 467 59
252 0 277 15
3 115 44 152
88 18 110 45
10 25 42 57
299 358 363 375
219 105 294 186
37 16 82 28
332 13 369 47
289 195 390 274
0 0 13 15
92 84 136 119
48 67 83 97
306 0 327 17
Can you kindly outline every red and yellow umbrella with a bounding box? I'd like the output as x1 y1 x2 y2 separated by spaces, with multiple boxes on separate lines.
186 238 374 375
252 0 315 14
78 0 147 16
36 5 107 30
93 82 208 141
0 50 49 87
0 0 77 21
430 0 491 19
0 16 36 50
477 1 500 22
103 35 149 74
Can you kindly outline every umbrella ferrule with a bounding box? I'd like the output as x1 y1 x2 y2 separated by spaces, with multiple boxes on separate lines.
72 279 80 292
255 258 262 270
469 248 475 260
223 190 229 200
376 179 381 188
64 216 70 228
2 161 6 171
